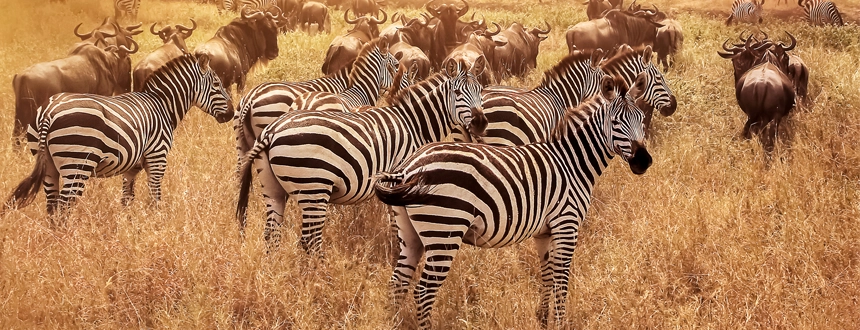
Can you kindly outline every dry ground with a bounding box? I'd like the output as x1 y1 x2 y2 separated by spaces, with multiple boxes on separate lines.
1 0 859 328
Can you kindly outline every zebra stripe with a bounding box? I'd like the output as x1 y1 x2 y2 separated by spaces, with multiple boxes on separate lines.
373 76 652 330
726 0 763 25
9 54 231 218
289 41 400 112
800 0 844 26
467 46 673 147
114 0 141 19
235 66 485 254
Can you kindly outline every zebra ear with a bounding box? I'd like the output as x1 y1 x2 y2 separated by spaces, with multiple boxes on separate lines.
600 75 616 101
472 56 487 77
590 48 605 67
198 54 211 73
641 45 653 64
443 59 458 78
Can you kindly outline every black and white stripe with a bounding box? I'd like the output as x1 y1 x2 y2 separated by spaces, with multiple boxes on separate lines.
726 0 764 25
8 54 232 219
289 41 400 112
373 76 652 330
114 0 141 20
800 0 844 26
235 65 485 254
239 0 277 11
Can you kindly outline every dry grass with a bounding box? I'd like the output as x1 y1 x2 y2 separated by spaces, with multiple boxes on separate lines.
1 0 859 328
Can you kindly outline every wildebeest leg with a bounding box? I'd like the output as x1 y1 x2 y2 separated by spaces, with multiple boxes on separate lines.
121 164 144 206
742 117 757 140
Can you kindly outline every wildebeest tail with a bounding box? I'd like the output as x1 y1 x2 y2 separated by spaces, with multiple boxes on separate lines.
235 134 271 233
374 171 433 206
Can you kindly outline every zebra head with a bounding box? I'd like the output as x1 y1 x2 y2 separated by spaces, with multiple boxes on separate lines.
445 59 487 141
376 40 400 92
194 54 233 123
637 46 676 116
602 74 651 175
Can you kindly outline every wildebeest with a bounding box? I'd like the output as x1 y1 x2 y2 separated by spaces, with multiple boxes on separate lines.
195 9 281 95
353 0 385 17
133 19 197 92
565 8 663 53
321 9 388 75
718 32 797 151
390 41 431 79
425 0 471 69
12 39 139 143
443 23 505 85
73 17 143 51
787 54 809 106
275 0 300 31
653 18 683 71
492 21 550 80
297 1 331 34
584 0 612 19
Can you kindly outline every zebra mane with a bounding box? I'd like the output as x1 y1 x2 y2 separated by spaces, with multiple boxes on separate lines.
600 45 648 69
550 76 629 142
348 38 387 83
539 50 597 88
141 54 198 92
387 72 446 105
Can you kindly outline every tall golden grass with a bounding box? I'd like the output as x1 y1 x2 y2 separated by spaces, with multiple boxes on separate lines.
0 0 858 328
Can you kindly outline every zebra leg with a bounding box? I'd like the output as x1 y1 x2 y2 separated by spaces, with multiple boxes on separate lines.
534 234 553 328
121 164 143 206
43 156 61 216
390 206 421 306
412 218 467 330
546 223 579 328
144 158 168 204
55 161 95 222
256 155 287 252
296 189 332 255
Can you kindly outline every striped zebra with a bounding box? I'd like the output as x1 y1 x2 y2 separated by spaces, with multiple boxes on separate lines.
6 54 232 221
374 75 652 330
726 0 764 25
223 0 276 12
799 0 844 26
114 0 141 20
236 63 487 254
288 40 400 112
467 45 674 146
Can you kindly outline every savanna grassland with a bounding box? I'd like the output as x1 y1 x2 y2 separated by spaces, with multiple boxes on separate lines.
1 0 859 328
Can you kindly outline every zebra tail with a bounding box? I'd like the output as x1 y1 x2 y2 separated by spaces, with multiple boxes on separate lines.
235 95 255 154
235 136 269 233
5 148 48 212
373 171 433 207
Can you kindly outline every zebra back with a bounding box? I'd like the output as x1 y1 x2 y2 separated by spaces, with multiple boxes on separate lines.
727 0 763 25
801 0 844 26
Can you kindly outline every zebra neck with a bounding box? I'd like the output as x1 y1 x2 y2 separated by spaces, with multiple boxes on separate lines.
538 70 596 109
391 84 454 145
550 104 613 186
343 79 381 106
142 79 194 129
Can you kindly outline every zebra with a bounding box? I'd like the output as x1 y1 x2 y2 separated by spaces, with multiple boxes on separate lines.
223 0 276 12
726 0 764 25
288 40 400 112
6 54 232 222
114 0 141 20
799 0 844 26
373 75 652 330
464 45 674 147
235 63 487 255
233 64 352 169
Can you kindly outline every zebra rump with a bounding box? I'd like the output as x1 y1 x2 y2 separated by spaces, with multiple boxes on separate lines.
373 171 433 206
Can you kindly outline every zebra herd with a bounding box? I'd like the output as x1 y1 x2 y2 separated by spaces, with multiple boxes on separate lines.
6 0 852 328
726 0 846 26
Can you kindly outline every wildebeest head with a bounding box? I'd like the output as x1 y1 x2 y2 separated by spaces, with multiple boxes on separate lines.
150 19 197 53
344 8 388 39
74 17 143 50
584 0 612 20
241 8 282 62
718 31 795 82
104 37 140 94
426 0 470 40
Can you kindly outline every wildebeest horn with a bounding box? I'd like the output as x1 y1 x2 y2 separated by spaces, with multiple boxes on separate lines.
126 22 143 31
537 21 551 35
371 9 388 24
759 30 769 42
457 0 470 17
176 19 197 37
344 9 359 24
150 22 160 35
478 13 485 27
779 31 796 51
74 23 93 39
721 39 744 54
485 22 501 36
425 0 442 17
118 37 139 55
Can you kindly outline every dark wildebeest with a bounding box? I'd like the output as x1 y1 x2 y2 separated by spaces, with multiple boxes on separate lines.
297 1 331 34
11 38 139 143
565 8 663 53
378 11 414 41
492 21 550 80
133 19 197 92
718 32 797 151
73 17 143 51
653 18 683 71
353 0 385 17
787 54 809 106
443 23 505 85
584 0 612 19
195 9 281 96
276 0 300 32
321 9 388 75
425 0 471 70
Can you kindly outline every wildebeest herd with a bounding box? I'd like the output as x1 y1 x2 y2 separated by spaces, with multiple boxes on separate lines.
4 0 848 328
